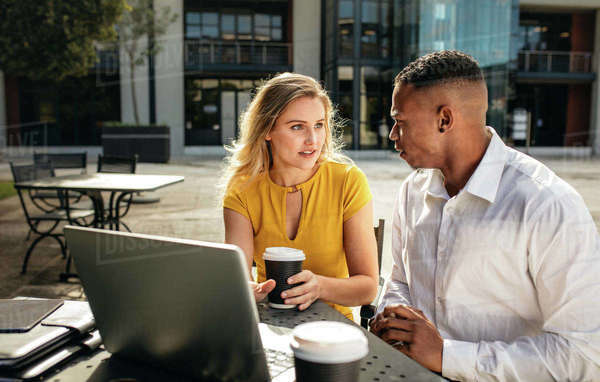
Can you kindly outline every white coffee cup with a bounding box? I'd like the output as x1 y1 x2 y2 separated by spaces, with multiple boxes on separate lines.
290 321 368 381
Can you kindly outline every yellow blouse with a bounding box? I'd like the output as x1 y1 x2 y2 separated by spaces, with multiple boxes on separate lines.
223 160 373 319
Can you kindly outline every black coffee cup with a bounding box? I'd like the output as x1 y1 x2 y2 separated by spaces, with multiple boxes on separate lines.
290 321 369 382
263 247 305 309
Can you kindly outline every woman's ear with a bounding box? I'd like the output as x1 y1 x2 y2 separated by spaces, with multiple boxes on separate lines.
265 135 271 141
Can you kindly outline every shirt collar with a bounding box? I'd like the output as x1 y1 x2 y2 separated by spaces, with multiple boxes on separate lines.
423 169 450 200
462 126 507 203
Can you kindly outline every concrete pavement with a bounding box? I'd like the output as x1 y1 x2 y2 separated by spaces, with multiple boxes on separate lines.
1 155 599 305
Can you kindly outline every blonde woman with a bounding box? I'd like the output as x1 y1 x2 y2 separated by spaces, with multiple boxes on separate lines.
222 73 378 320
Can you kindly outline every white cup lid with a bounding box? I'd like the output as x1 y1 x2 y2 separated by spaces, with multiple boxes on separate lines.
290 321 368 364
263 247 306 261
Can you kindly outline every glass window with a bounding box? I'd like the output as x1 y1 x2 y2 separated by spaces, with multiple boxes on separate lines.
272 29 282 40
196 12 218 39
186 12 200 24
272 15 282 27
185 78 221 145
202 12 218 25
222 14 235 39
186 25 201 38
362 0 378 23
321 0 514 147
361 0 379 57
202 26 219 39
359 96 384 149
416 0 512 135
238 14 252 38
381 0 391 57
255 14 270 41
339 0 354 56
185 11 202 39
339 0 353 19
255 14 270 27
360 66 379 93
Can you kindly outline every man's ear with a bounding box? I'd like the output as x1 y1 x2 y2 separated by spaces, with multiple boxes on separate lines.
437 105 453 133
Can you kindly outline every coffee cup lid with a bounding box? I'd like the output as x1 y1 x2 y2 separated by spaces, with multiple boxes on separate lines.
290 321 368 364
263 247 306 261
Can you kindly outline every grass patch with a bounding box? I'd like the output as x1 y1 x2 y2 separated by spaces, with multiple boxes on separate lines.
0 181 17 200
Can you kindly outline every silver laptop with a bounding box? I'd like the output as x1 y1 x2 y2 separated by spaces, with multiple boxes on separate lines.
64 226 295 382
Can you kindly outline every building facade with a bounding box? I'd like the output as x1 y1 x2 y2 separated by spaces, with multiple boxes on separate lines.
2 0 600 156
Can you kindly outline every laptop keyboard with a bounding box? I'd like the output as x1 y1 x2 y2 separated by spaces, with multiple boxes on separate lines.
265 348 294 377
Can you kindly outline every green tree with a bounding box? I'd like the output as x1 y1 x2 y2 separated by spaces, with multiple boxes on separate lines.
0 0 126 81
117 0 177 125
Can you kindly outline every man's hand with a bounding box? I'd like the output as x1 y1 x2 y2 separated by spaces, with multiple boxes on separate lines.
250 279 276 302
370 304 443 373
280 270 321 310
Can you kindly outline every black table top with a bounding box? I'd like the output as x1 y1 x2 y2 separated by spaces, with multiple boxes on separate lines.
14 173 184 193
36 301 445 382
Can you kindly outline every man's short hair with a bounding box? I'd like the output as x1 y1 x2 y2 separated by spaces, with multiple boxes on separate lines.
394 50 484 88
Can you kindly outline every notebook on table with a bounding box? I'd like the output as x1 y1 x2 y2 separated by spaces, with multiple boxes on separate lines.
0 299 63 333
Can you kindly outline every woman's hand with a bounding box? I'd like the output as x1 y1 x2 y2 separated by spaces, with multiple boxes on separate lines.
281 270 321 310
250 279 276 302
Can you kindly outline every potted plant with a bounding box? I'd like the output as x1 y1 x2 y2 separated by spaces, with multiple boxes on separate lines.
101 122 170 163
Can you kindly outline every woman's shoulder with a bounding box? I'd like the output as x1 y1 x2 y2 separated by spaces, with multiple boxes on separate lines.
226 172 267 195
321 160 364 180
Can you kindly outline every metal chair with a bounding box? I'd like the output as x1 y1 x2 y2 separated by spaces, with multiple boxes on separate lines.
10 162 95 274
33 152 87 173
97 154 137 174
360 218 385 329
30 152 88 212
97 154 138 231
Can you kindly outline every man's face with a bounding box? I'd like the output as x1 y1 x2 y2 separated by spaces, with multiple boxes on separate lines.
389 84 443 169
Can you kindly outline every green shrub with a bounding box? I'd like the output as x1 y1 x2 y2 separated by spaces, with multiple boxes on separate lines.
0 181 16 200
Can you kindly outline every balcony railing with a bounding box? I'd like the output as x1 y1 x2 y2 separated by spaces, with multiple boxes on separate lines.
518 50 593 73
185 39 292 68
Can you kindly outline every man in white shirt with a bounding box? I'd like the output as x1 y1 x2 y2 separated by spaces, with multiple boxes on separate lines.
370 50 600 381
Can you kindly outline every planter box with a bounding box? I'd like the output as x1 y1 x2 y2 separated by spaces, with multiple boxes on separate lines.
101 126 170 163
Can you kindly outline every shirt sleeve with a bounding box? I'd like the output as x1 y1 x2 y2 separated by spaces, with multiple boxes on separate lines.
223 184 250 220
377 176 413 314
442 191 600 381
342 165 373 222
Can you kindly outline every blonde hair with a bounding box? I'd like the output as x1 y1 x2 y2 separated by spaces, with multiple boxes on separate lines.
220 72 350 196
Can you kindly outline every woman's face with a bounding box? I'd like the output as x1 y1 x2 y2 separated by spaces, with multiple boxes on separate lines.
266 96 327 172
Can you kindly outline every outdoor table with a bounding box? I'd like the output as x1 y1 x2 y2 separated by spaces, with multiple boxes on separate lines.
15 173 184 227
14 173 185 279
37 301 446 381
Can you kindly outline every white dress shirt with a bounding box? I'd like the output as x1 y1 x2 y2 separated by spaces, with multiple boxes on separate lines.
378 127 600 381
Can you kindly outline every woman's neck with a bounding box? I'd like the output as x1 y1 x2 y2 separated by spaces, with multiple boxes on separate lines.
269 162 321 187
